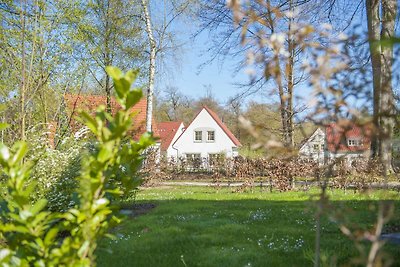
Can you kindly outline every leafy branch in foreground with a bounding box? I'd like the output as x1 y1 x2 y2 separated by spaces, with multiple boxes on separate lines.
0 67 154 266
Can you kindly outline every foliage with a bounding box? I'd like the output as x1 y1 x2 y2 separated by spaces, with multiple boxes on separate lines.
0 67 154 266
24 131 84 212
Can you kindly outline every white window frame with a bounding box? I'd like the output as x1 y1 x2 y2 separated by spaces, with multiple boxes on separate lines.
194 131 202 142
347 139 362 146
207 130 215 142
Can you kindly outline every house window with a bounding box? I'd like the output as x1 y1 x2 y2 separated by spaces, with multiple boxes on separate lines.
313 144 320 151
194 131 202 142
348 139 362 146
186 153 201 168
186 153 201 160
207 131 215 142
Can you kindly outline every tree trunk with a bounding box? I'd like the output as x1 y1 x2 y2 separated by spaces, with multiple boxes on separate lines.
20 0 26 141
142 0 156 133
379 0 397 174
366 0 381 158
286 0 295 147
105 0 112 114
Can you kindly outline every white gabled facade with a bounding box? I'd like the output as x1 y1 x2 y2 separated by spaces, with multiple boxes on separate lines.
299 128 325 164
170 107 240 160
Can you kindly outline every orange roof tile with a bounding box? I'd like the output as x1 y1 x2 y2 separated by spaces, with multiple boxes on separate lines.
325 122 372 153
158 121 183 151
64 94 159 139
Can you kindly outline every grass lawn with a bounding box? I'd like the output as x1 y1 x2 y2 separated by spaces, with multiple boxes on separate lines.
97 186 400 267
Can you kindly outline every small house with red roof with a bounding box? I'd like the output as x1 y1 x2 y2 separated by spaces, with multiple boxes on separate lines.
325 122 371 161
299 122 371 165
165 106 241 161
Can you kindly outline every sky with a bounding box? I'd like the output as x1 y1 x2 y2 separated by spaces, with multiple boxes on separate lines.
153 1 389 114
155 23 262 107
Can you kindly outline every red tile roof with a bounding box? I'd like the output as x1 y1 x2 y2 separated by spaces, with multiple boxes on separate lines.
203 106 241 146
158 121 183 151
64 94 159 139
325 122 372 153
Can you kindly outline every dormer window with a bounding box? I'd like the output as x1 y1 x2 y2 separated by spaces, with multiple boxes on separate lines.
207 131 215 142
194 131 202 142
348 139 362 146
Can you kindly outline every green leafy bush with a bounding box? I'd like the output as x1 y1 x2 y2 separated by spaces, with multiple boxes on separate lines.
26 134 84 212
0 67 154 266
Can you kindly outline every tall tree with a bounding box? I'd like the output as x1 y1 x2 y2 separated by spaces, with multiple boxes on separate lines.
141 0 156 132
197 0 324 147
0 0 69 142
140 0 193 133
64 0 144 112
366 0 397 172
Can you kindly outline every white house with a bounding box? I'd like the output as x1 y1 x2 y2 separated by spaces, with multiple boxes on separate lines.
299 123 372 165
160 106 241 162
299 128 325 164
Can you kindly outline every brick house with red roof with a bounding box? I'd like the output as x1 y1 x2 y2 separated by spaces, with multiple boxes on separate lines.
164 106 241 161
64 94 159 140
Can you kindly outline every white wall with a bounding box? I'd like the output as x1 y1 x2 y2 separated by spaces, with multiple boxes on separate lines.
299 128 325 164
171 109 237 159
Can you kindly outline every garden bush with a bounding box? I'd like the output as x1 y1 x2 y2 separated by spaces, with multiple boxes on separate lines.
0 67 154 266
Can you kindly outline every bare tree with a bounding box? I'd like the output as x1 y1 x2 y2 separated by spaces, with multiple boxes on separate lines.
197 0 326 147
140 0 193 133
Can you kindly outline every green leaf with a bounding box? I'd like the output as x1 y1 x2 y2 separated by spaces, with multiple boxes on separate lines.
44 228 59 246
0 143 10 162
106 66 123 80
78 111 98 135
77 240 90 258
10 142 27 165
30 199 48 215
0 123 9 131
125 69 139 84
19 210 33 220
97 142 114 163
114 78 131 100
126 89 143 110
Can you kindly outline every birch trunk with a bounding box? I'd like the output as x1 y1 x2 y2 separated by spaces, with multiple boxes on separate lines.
141 0 156 133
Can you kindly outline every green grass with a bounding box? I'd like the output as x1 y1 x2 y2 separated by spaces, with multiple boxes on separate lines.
97 187 400 267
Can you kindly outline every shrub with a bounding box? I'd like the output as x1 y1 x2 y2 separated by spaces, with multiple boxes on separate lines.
26 133 84 212
0 67 154 266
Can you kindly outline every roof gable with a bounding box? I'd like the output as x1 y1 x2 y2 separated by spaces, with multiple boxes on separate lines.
299 128 324 151
173 106 241 147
